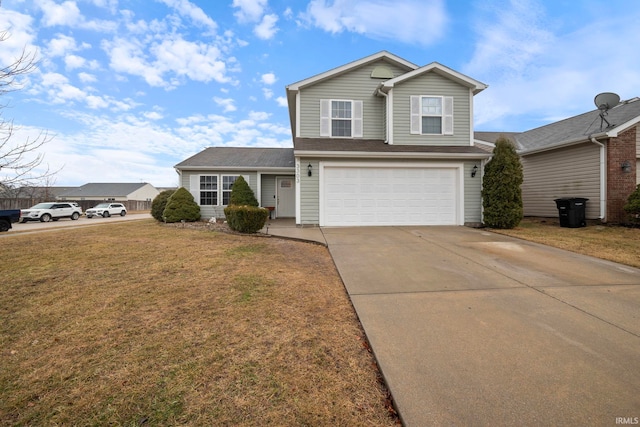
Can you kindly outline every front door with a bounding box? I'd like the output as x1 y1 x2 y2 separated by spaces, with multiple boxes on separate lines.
276 177 295 218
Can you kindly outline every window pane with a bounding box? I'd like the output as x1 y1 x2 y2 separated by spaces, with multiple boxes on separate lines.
422 116 442 134
222 175 237 191
421 97 442 115
200 175 217 190
331 101 351 119
200 191 217 205
332 120 352 137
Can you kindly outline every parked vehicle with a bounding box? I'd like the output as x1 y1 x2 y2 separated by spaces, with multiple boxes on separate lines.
0 209 21 232
85 203 127 218
20 202 83 223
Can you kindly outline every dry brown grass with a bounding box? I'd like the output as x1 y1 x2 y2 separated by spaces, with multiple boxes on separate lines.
0 220 397 426
490 218 640 268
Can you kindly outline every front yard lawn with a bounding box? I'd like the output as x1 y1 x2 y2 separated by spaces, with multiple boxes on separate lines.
490 218 640 269
0 221 396 426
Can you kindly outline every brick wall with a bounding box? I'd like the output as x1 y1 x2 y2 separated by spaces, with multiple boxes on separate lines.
606 126 637 223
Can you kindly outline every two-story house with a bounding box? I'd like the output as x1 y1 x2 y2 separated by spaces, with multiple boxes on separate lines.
175 51 490 226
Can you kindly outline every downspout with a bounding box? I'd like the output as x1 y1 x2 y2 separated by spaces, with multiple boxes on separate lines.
590 136 606 220
376 88 390 144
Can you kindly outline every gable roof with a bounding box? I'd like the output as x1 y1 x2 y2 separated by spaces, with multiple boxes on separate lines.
286 51 418 92
379 62 488 95
59 182 153 197
516 97 640 154
175 147 294 170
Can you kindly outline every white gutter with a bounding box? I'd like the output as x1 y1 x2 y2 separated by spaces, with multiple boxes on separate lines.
590 136 607 220
375 88 390 144
293 150 490 159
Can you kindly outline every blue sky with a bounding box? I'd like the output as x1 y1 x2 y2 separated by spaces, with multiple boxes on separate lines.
1 0 639 187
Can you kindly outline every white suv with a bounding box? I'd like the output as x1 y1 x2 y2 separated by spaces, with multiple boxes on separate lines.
86 203 127 218
21 202 83 223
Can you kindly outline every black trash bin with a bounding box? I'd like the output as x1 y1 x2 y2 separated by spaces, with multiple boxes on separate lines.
554 198 588 228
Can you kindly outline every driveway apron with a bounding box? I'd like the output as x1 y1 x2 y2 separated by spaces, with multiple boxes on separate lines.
323 226 640 426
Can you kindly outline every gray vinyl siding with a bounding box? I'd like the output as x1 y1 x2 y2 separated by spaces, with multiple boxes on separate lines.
392 72 471 146
260 174 276 208
521 143 601 219
465 162 482 223
298 158 482 225
299 159 320 225
298 60 408 139
180 170 257 219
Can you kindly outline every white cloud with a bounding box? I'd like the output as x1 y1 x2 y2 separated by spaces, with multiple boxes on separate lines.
214 97 237 112
65 54 86 70
232 0 268 23
37 0 82 27
249 111 270 121
0 10 38 67
78 72 97 83
158 0 218 31
276 96 288 107
262 88 273 99
301 0 447 45
254 13 279 39
144 111 164 120
466 0 640 130
261 72 276 85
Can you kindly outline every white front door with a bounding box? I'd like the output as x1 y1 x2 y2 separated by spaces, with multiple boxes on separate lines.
276 177 295 218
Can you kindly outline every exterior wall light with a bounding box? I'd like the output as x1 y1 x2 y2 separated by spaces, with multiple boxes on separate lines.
471 164 478 178
307 163 313 177
621 160 632 173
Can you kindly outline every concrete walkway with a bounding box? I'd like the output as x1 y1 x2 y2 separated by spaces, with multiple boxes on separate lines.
320 226 640 426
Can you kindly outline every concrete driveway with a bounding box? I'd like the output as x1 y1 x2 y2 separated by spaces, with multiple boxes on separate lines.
324 226 640 426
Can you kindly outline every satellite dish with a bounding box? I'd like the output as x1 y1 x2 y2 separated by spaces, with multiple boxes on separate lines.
594 92 620 111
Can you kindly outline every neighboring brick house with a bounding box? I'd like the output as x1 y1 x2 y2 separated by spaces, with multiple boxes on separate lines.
476 97 640 223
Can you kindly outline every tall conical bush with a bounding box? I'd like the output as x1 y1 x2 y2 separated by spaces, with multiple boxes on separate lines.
151 189 176 221
162 187 201 223
229 176 258 206
482 136 523 229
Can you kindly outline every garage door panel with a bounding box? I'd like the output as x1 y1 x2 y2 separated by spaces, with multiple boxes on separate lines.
323 166 458 226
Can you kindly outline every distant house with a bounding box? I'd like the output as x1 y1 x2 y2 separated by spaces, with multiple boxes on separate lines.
175 51 490 226
476 97 640 223
57 183 160 202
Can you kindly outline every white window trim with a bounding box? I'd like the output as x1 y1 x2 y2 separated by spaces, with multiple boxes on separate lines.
410 95 454 136
320 99 363 138
193 174 243 206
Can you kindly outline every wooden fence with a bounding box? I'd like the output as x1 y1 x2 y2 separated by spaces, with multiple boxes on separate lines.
0 198 152 212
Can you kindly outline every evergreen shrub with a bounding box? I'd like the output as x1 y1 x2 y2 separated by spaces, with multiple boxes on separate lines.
162 187 201 223
623 184 640 223
229 176 258 207
482 136 523 229
224 205 269 233
151 189 176 221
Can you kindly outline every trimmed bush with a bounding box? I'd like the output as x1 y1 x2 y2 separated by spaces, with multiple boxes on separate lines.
224 205 269 233
229 176 258 207
623 184 640 223
151 189 176 221
482 136 523 229
162 187 201 223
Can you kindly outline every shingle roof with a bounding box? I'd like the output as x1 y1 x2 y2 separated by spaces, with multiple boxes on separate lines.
175 147 295 169
515 97 640 152
474 132 520 144
59 183 151 197
294 138 490 157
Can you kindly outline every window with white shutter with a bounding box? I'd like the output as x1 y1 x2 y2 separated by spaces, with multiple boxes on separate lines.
410 95 454 135
320 99 363 138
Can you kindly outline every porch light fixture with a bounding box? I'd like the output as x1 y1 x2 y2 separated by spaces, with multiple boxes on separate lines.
471 164 478 178
621 160 632 173
307 163 313 177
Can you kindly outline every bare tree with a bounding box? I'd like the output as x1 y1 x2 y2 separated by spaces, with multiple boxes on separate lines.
1 29 59 190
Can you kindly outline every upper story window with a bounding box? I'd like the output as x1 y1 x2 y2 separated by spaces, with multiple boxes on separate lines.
410 95 454 135
320 99 363 138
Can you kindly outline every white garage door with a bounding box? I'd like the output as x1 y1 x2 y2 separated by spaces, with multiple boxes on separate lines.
323 166 458 226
